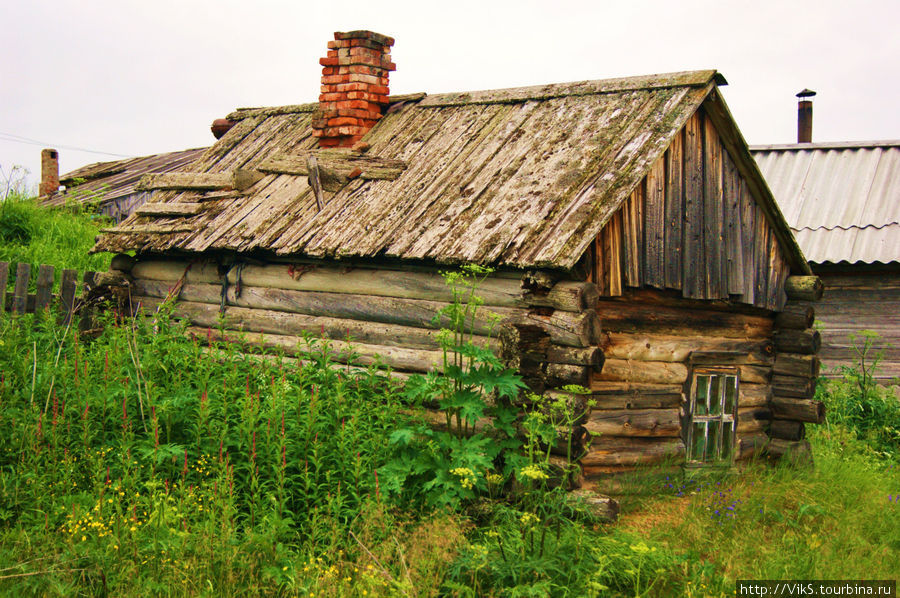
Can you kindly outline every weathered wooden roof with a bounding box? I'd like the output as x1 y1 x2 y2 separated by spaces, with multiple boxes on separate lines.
42 148 207 208
752 141 900 265
94 70 802 271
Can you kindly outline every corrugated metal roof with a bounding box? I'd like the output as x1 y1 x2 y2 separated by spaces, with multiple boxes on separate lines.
751 141 900 264
94 70 803 272
42 148 207 208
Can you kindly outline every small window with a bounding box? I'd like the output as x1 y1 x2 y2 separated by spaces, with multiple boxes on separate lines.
685 368 739 464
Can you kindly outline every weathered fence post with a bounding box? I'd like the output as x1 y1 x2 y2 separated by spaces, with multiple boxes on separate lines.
12 263 30 315
0 262 8 313
35 265 55 312
59 269 78 326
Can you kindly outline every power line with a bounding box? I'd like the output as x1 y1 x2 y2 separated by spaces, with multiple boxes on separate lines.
0 131 136 158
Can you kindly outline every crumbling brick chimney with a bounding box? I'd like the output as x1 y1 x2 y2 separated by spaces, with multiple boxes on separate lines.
40 148 59 196
312 31 395 148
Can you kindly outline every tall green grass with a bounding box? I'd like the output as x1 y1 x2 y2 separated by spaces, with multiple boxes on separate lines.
0 192 112 283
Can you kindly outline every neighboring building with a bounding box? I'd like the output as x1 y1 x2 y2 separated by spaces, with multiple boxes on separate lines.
39 148 206 222
752 140 900 382
94 30 824 483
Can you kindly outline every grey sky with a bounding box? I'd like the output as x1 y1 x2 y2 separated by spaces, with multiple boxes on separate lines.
2 0 898 192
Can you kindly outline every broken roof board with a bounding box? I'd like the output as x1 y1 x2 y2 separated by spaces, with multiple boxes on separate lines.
94 70 807 274
752 141 900 264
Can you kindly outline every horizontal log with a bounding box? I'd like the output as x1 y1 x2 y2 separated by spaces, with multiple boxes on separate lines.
784 276 824 302
766 438 813 466
736 432 769 461
736 406 771 435
415 408 590 458
190 326 444 374
589 383 684 409
523 309 602 348
596 299 774 339
200 347 411 382
774 329 821 355
739 383 771 408
546 346 604 371
772 374 817 399
110 254 136 273
257 152 407 180
769 419 806 441
546 363 590 387
773 353 820 378
597 359 688 384
774 303 815 330
132 259 590 313
601 332 774 365
770 396 825 424
584 408 681 438
140 297 500 352
136 172 232 191
581 437 686 467
525 281 600 312
565 490 619 522
134 202 204 217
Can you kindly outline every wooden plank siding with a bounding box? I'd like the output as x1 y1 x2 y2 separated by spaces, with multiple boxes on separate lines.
593 109 790 311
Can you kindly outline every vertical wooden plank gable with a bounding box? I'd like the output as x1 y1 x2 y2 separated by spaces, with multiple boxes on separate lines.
664 134 684 290
702 111 724 299
589 109 794 310
643 158 666 288
682 111 704 298
723 151 745 296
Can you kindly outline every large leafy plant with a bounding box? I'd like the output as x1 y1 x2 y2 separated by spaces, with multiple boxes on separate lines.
381 265 525 509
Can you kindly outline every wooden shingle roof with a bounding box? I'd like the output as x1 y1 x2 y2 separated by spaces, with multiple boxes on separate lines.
94 70 801 271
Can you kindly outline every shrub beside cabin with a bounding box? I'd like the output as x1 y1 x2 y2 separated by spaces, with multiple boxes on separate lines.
93 31 825 485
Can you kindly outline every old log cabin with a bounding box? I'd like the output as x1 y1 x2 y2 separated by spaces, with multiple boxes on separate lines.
92 30 824 484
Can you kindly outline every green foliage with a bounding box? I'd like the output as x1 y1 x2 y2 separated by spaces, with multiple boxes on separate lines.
0 193 112 284
0 307 414 595
382 265 525 509
816 330 900 460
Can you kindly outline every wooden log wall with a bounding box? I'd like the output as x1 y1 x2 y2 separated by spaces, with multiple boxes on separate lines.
123 257 603 467
813 271 900 382
767 276 825 457
578 288 778 478
592 108 791 311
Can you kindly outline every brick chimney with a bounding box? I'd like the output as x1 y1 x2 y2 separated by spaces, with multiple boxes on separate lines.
40 148 59 196
312 31 395 148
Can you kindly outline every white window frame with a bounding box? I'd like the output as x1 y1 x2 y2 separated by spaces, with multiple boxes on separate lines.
685 367 739 464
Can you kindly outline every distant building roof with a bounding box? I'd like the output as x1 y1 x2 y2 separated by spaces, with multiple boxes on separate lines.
42 148 206 209
751 140 900 265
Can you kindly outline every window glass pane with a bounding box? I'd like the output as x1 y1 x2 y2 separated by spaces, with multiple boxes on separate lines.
691 421 707 461
695 376 709 416
709 376 722 415
707 420 721 461
721 421 734 462
724 376 738 414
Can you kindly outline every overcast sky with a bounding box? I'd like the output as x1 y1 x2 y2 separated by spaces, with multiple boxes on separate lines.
2 0 898 192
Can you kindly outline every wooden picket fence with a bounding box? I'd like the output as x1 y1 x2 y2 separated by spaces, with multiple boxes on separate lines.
0 261 100 326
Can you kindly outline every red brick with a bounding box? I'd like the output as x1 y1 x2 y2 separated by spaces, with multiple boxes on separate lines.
317 137 343 147
327 50 338 58
337 108 382 120
330 82 371 93
322 74 353 85
367 84 390 95
335 99 374 111
381 61 396 71
319 56 339 66
319 92 346 102
347 73 384 86
345 91 388 103
349 47 381 60
321 67 333 76
349 64 386 76
327 116 364 127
